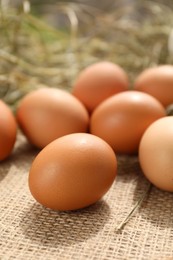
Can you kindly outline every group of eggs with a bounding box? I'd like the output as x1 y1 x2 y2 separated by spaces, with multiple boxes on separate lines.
1 61 173 211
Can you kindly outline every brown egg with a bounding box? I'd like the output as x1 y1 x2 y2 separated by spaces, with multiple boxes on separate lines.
16 87 89 149
72 61 129 113
139 116 173 192
0 100 17 160
29 133 117 211
90 91 166 154
134 65 173 107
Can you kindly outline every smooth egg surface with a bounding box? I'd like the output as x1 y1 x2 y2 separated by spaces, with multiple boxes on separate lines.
29 133 117 211
16 87 89 149
90 91 166 154
134 65 173 107
72 61 129 113
139 116 173 192
0 100 17 160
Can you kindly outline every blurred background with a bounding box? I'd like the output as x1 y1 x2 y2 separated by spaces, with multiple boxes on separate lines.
1 0 173 110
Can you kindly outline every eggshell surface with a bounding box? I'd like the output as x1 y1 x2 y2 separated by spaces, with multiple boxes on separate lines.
29 133 117 211
90 91 166 154
16 88 89 149
139 116 173 192
72 62 129 113
0 100 17 160
134 65 173 107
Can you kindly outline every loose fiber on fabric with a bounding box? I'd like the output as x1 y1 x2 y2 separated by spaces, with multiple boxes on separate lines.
0 134 173 260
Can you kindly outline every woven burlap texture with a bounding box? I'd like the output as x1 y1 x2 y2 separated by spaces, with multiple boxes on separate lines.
0 133 173 260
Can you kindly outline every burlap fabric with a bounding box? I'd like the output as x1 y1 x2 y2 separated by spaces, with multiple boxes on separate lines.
0 133 173 260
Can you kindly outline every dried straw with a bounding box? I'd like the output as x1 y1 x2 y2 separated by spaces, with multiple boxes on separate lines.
0 0 173 111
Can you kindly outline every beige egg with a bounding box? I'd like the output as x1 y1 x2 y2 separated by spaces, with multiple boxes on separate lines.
16 87 89 149
90 91 166 154
29 133 117 211
72 61 129 113
134 65 173 107
139 116 173 192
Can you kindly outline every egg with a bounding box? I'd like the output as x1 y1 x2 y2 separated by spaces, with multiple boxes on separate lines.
16 87 89 149
72 61 129 113
29 133 117 211
139 116 173 192
0 100 17 160
90 91 166 154
134 65 173 107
